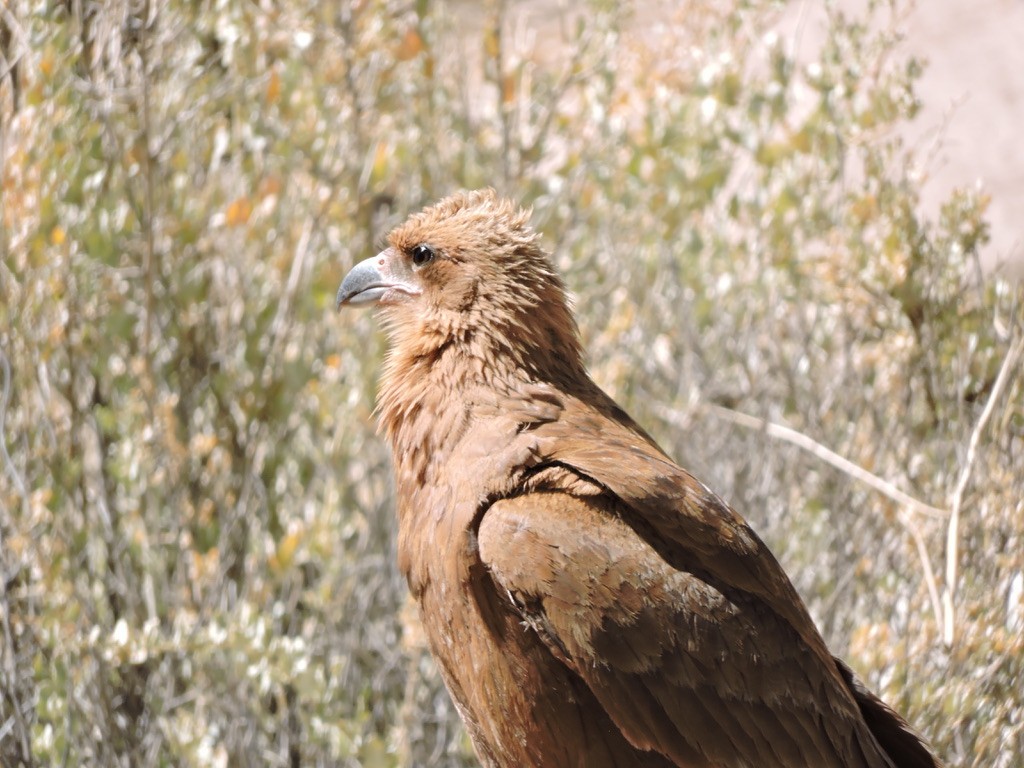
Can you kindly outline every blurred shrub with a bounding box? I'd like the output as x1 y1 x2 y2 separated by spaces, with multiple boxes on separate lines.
0 0 1021 766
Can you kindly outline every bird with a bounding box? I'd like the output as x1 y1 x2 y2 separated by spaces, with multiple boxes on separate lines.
336 189 941 768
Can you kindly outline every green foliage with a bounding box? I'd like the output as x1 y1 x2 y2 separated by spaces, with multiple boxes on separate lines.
1 0 1021 766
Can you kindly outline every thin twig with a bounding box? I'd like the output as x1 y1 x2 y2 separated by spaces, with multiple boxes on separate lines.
899 509 943 630
0 564 33 766
0 18 10 280
0 348 26 501
262 219 314 387
522 22 598 166
140 2 158 404
0 0 30 103
490 0 512 189
668 401 949 519
942 334 1024 647
0 349 33 765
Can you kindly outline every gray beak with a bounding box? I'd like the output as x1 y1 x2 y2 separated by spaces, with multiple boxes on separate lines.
336 248 420 310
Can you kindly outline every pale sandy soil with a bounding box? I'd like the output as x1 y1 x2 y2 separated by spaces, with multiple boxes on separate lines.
446 0 1024 280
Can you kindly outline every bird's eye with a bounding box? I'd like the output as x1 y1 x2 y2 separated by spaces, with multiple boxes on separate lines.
411 244 435 267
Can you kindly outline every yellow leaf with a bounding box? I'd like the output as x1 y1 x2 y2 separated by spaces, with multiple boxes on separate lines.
271 531 302 573
483 27 499 60
26 83 44 107
225 197 252 227
40 47 56 78
50 226 66 246
396 28 425 61
266 68 281 105
370 141 389 184
502 73 516 104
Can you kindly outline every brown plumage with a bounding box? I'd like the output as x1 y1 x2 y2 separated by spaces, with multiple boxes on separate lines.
337 189 941 768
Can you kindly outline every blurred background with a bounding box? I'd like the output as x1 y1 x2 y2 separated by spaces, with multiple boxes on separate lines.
1 1 1022 766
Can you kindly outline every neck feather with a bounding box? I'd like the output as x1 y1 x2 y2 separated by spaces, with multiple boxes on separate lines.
375 306 583 479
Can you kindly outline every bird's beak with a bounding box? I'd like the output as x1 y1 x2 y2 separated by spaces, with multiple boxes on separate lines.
336 247 420 310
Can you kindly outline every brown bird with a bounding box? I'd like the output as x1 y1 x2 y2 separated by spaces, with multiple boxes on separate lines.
337 189 940 768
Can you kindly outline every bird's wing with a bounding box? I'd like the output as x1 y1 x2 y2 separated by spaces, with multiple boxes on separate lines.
468 388 911 766
477 488 887 768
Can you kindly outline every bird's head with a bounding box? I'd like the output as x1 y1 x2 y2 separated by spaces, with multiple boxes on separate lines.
337 189 583 383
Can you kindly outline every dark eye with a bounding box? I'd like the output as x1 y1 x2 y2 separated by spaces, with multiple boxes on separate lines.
411 244 435 267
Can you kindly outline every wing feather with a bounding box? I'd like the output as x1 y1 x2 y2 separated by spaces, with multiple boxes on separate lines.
477 490 890 767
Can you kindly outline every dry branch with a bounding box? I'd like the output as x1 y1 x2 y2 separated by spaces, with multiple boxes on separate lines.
659 401 950 519
942 333 1024 647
